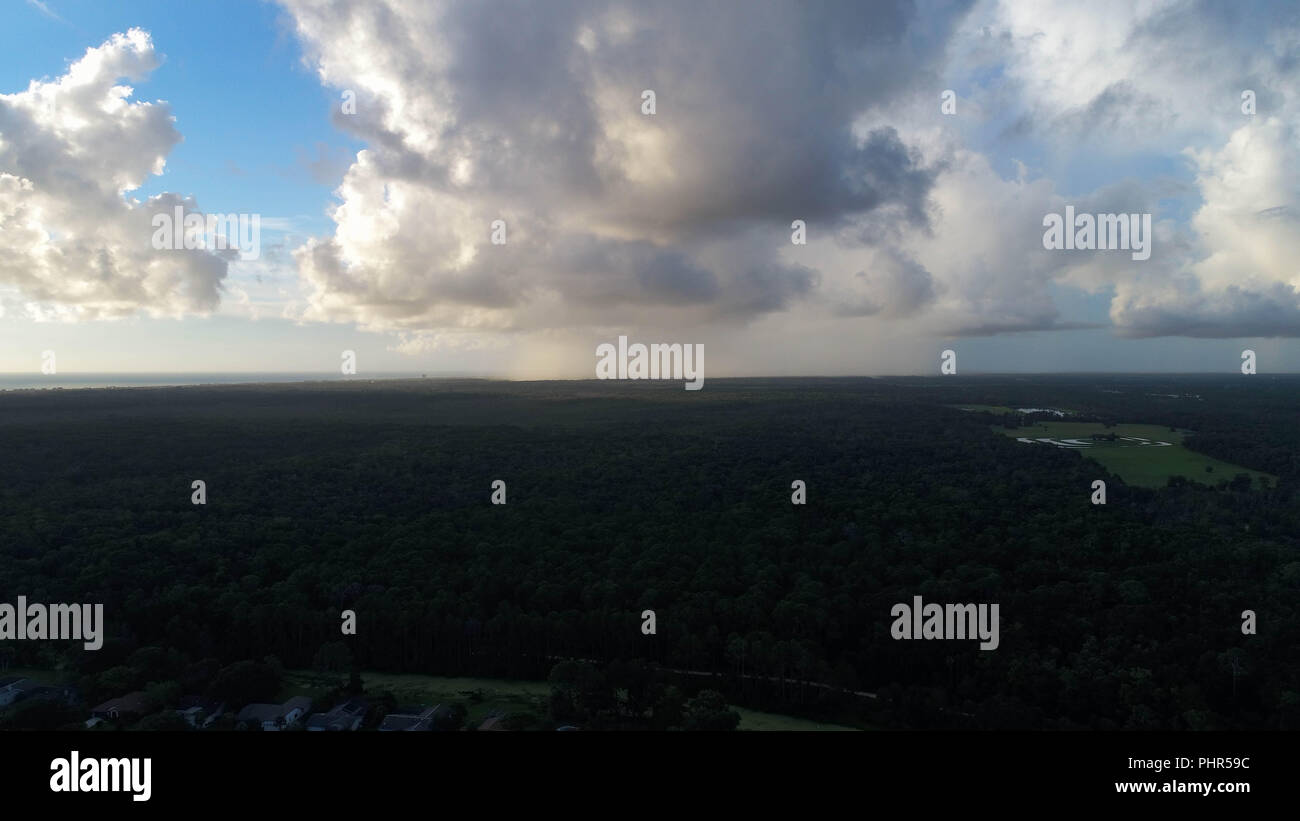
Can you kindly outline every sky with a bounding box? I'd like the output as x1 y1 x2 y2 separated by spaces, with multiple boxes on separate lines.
1 0 1299 377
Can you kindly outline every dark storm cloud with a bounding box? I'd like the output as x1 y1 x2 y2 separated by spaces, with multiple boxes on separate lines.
282 0 971 332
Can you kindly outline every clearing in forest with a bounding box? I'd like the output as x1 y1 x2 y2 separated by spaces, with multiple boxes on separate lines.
993 421 1274 489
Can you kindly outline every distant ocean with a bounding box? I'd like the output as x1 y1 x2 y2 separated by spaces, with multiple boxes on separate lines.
0 372 446 391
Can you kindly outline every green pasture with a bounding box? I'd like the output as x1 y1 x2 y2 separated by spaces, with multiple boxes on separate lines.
995 421 1274 488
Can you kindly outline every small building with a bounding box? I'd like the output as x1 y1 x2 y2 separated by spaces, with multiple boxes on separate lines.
91 692 152 722
236 696 312 731
176 697 225 729
0 678 38 707
379 705 441 732
306 697 368 731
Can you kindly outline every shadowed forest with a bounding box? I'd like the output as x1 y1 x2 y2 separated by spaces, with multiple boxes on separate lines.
1 375 1296 730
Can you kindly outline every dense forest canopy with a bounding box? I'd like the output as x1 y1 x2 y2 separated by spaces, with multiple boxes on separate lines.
1 375 1296 729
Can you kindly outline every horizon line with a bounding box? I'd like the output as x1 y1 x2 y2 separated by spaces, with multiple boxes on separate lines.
0 371 1294 380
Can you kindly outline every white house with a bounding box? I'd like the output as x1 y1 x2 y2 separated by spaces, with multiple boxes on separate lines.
236 696 313 731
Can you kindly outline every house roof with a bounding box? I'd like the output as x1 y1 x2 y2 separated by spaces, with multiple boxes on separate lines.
379 714 421 731
283 696 313 714
306 697 368 730
238 696 313 724
177 702 223 721
305 713 333 729
307 713 360 730
177 695 223 713
92 691 150 715
379 703 441 731
334 697 368 715
237 703 282 723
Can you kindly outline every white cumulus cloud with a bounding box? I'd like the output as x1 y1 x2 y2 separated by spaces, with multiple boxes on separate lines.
0 29 229 320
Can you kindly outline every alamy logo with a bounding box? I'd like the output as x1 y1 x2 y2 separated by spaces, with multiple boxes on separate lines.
596 336 704 390
151 206 261 260
0 596 103 650
50 751 151 802
1043 205 1151 261
891 595 999 650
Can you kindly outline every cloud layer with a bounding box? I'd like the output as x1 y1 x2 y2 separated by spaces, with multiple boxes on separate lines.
281 0 970 344
950 0 1300 338
0 29 230 320
277 0 1300 344
6 2 1300 352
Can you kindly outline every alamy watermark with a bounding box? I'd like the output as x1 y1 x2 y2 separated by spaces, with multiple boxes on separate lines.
1043 205 1150 261
891 595 999 650
50 751 151 802
151 206 261 260
0 596 103 650
596 335 704 390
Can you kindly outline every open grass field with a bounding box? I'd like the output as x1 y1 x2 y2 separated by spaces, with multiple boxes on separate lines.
282 670 861 730
994 421 1274 488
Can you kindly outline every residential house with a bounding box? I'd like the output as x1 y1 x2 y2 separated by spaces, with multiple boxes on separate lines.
0 678 38 707
91 692 152 722
306 697 368 731
378 704 443 732
236 696 312 731
176 696 225 729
